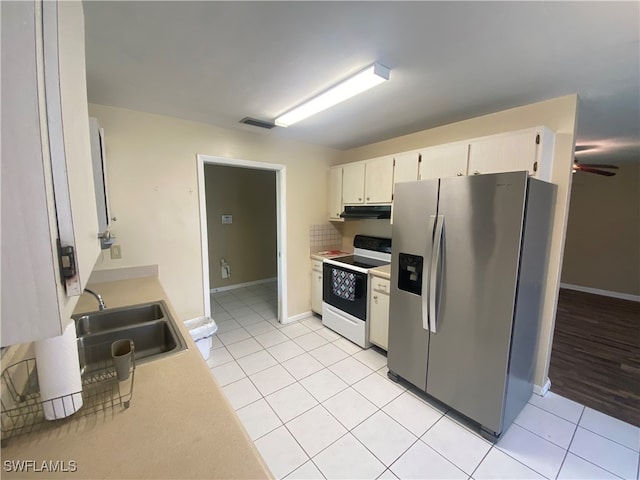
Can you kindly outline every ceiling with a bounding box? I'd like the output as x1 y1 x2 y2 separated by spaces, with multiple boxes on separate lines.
83 1 640 164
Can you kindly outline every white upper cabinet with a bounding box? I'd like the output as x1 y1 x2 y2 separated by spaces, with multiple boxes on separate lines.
333 125 554 222
419 142 469 180
340 157 394 207
328 166 343 220
468 126 555 179
342 162 366 204
393 150 420 187
364 156 394 204
1 0 100 346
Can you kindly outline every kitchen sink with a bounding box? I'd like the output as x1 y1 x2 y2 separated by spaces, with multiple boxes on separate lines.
72 301 187 370
75 303 165 335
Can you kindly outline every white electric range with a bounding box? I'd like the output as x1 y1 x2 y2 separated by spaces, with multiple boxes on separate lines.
322 235 392 348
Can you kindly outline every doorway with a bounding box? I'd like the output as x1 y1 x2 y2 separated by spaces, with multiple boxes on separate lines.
196 155 287 322
548 164 640 427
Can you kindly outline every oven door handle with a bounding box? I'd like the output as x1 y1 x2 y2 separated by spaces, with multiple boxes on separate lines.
341 315 359 326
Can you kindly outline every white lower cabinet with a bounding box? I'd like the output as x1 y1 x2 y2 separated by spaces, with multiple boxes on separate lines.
368 275 390 350
311 260 323 314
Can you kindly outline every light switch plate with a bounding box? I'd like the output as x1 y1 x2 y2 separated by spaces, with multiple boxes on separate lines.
221 215 233 224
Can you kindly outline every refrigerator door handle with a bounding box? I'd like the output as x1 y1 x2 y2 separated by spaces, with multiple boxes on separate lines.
429 215 444 334
422 215 437 331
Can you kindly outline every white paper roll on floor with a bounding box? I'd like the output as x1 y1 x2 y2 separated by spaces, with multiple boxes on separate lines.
35 322 83 420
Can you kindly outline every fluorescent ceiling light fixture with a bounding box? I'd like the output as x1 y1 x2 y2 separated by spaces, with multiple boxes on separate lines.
275 62 390 127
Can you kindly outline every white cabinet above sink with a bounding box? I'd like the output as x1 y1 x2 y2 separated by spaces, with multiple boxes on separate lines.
1 0 100 346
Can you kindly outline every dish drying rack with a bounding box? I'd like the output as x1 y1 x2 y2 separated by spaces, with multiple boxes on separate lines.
1 340 135 447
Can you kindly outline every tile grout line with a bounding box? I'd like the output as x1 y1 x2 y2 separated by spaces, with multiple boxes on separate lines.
566 406 637 479
553 409 579 480
512 415 576 451
524 401 582 426
468 443 494 479
213 286 638 480
576 424 640 454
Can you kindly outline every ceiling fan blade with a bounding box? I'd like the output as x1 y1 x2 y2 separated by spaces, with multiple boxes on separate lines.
578 163 619 169
576 165 616 176
574 145 599 152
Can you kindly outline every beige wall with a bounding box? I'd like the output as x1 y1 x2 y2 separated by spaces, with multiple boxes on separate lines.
339 95 579 389
562 163 640 296
205 165 277 289
89 104 340 320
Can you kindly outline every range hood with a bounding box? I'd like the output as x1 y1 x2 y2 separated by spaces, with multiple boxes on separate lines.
340 205 391 220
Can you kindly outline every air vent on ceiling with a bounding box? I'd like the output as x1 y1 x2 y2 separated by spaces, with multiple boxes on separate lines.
239 117 276 129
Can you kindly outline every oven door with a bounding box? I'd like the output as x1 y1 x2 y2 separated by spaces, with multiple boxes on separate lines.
323 262 367 320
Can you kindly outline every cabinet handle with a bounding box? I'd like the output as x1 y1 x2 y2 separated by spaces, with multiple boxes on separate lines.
358 197 362 201
473 171 480 175
457 172 463 176
366 197 370 201
318 275 322 279
373 296 378 301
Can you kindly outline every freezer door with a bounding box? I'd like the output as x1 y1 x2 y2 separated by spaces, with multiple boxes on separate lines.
387 179 438 390
425 171 528 435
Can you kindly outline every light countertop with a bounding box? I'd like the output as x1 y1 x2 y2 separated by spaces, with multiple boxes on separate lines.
369 264 391 279
2 276 271 479
310 248 352 262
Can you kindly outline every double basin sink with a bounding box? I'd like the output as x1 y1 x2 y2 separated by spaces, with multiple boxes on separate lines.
72 301 188 372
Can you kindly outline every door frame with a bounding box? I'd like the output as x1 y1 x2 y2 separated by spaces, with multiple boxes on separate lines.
196 154 287 322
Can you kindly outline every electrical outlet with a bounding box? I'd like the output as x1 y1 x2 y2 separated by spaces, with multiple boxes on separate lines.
110 244 122 260
221 264 231 279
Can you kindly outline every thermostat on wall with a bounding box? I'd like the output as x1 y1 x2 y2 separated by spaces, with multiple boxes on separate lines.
221 215 233 224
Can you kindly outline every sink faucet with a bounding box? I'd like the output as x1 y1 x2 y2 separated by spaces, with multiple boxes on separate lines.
84 288 107 310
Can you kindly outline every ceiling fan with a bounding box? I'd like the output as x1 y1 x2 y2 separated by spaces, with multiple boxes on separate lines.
573 146 618 176
573 159 619 176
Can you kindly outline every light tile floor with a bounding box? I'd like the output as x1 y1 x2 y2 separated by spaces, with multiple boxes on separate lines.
208 282 640 480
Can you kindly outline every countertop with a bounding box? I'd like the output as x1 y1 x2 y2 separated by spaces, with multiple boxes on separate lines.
310 248 351 262
369 264 391 279
2 277 271 479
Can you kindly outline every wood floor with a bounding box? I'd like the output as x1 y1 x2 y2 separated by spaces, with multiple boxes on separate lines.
548 288 640 427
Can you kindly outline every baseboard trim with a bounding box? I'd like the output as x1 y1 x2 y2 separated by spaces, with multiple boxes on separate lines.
560 283 640 302
285 311 313 324
210 277 277 293
533 378 551 396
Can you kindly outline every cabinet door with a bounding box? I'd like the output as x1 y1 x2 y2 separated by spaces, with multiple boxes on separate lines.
393 151 420 187
419 142 469 179
365 156 393 203
342 163 365 204
311 267 323 314
1 0 62 345
1 0 98 346
328 166 343 220
468 128 538 176
47 1 100 302
369 277 390 350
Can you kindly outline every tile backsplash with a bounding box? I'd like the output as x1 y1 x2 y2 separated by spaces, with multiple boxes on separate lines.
309 223 343 248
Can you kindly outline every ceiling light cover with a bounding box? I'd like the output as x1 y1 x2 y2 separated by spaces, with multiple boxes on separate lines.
275 62 390 127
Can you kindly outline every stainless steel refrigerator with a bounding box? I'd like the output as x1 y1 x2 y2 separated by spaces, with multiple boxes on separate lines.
387 171 556 441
